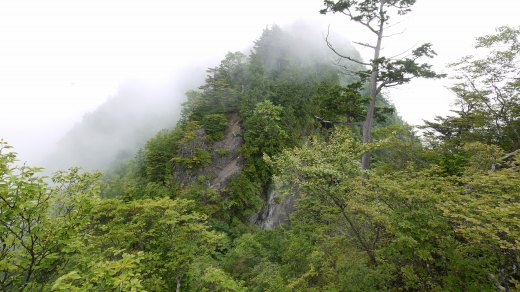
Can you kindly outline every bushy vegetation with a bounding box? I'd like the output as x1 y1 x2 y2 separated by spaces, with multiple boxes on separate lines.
1 18 519 291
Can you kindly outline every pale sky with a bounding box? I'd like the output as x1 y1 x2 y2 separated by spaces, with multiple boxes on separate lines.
0 0 519 164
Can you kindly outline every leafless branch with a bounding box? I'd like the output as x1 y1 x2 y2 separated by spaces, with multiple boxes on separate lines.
384 20 403 30
325 26 371 66
386 43 417 60
344 121 365 126
314 116 364 127
353 41 376 49
334 62 370 78
383 29 406 38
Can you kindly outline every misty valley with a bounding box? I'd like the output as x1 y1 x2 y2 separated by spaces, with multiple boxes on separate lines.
1 2 519 291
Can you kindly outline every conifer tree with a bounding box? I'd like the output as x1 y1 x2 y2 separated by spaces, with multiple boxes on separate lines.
321 0 443 170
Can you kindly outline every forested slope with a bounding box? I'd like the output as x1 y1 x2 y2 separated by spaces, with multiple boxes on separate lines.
42 66 205 173
1 24 519 291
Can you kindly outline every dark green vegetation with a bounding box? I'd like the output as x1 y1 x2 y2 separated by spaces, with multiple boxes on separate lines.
1 19 519 292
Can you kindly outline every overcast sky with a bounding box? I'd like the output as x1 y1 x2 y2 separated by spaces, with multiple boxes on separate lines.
1 0 519 165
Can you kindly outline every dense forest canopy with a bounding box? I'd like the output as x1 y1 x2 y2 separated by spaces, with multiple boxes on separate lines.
1 10 519 292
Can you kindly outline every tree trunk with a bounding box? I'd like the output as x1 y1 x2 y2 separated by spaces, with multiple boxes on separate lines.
361 0 385 171
176 275 181 292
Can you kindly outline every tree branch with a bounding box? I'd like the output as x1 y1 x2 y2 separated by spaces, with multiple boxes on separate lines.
386 44 417 60
487 273 506 291
325 27 371 66
344 8 380 35
353 41 376 49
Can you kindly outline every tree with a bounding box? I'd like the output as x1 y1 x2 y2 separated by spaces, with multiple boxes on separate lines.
430 26 520 151
83 198 225 291
241 100 289 188
268 129 519 290
421 26 520 175
52 252 146 291
441 160 520 291
0 140 102 290
268 128 385 264
321 0 443 170
197 52 247 115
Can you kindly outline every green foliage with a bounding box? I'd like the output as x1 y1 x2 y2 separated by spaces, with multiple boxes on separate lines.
201 114 229 142
181 89 204 121
198 267 246 291
371 124 430 172
248 101 288 164
374 43 445 86
243 100 288 158
32 21 520 292
221 172 263 223
463 142 505 172
313 81 368 121
216 149 231 157
195 52 247 115
79 198 225 290
0 141 102 290
0 140 229 290
172 149 212 169
425 26 520 152
268 126 520 290
321 0 418 20
143 128 177 183
170 120 212 170
5 22 520 291
439 151 469 176
321 0 443 170
52 252 145 291
270 128 382 264
441 164 520 290
96 21 403 288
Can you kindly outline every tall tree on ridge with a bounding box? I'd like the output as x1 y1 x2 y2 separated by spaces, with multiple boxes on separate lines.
449 26 520 151
321 0 444 170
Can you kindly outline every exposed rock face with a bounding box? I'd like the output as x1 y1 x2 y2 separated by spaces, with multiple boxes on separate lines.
209 113 243 189
173 112 244 190
252 186 298 229
172 111 297 229
214 113 298 229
